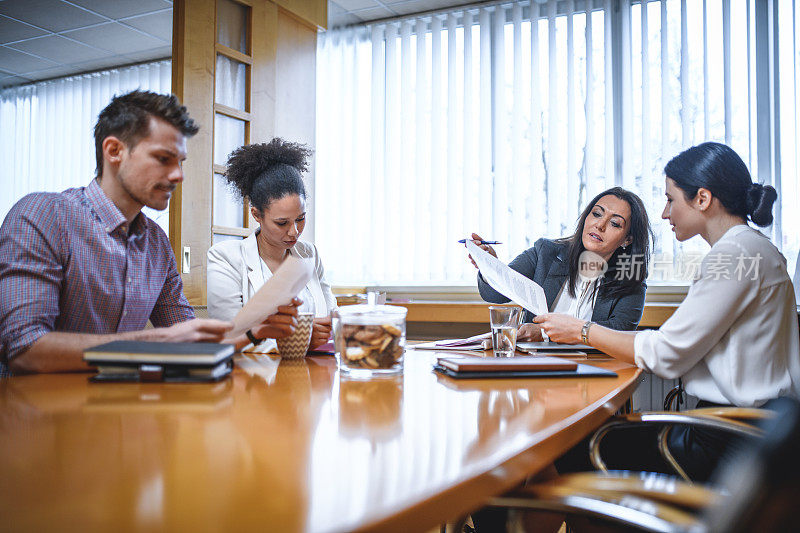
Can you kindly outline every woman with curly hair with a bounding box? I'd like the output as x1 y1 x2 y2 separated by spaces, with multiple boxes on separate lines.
207 138 337 352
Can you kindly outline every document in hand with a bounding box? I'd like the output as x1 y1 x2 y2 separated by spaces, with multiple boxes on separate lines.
466 240 548 315
229 253 314 338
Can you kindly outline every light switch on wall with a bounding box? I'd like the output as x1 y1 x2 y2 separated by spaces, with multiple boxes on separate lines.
182 246 191 274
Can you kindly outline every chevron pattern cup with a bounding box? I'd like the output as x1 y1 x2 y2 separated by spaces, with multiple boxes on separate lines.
277 312 315 359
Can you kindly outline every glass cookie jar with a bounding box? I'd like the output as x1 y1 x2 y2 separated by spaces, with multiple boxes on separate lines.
334 304 407 377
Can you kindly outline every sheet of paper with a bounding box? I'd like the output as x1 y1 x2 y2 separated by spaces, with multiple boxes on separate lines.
436 332 491 347
229 253 313 338
412 342 487 352
413 337 491 351
466 240 548 315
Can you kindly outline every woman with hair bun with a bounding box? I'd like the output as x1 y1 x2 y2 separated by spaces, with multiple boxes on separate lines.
537 142 800 480
207 138 337 352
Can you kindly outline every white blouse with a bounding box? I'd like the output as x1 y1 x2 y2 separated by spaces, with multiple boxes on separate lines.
634 225 800 407
552 277 600 321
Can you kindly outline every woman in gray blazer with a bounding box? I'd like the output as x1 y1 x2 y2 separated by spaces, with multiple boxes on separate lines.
472 187 653 339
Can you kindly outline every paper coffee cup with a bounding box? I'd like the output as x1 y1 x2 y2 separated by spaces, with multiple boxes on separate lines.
276 312 314 359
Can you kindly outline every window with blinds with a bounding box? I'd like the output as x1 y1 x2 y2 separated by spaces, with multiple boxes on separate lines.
211 0 252 247
316 0 800 287
0 61 172 232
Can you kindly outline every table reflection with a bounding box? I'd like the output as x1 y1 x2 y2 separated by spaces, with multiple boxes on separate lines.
338 375 404 441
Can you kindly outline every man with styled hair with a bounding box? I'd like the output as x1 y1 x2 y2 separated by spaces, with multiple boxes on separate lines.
0 90 296 374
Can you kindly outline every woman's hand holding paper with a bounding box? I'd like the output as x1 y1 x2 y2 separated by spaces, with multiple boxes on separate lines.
466 232 498 269
224 298 302 350
517 323 546 342
532 313 584 344
251 298 302 339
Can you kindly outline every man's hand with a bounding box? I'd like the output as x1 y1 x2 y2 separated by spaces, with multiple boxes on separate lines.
517 323 545 342
466 232 498 269
250 298 301 340
532 313 584 344
12 318 235 374
157 318 234 343
309 316 332 351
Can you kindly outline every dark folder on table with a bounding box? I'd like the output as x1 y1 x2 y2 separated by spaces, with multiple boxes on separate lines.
84 340 234 383
516 341 606 356
433 355 616 379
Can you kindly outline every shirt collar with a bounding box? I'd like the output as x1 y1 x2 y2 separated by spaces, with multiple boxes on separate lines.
717 224 751 243
85 179 148 236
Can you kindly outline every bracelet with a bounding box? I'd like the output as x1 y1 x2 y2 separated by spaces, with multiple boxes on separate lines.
245 329 263 346
581 321 594 345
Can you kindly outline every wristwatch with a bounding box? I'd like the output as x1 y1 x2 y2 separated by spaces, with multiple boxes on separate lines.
246 329 263 346
581 321 594 345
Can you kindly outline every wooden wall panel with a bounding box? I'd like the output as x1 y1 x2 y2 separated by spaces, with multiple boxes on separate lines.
275 8 318 241
275 0 327 30
250 1 277 146
171 0 215 305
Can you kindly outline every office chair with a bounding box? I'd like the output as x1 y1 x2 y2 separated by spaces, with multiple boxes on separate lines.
662 382 684 411
487 396 800 533
588 406 772 482
656 378 774 480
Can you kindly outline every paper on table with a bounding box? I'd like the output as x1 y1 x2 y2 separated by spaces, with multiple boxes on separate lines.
412 332 491 351
414 338 491 351
435 332 491 347
466 240 548 315
229 253 314 338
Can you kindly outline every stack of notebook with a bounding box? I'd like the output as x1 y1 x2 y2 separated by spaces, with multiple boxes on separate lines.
84 341 235 383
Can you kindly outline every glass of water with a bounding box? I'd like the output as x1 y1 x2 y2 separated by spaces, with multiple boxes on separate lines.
488 306 522 357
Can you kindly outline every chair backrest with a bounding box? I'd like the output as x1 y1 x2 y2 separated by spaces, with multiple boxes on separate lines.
702 397 800 533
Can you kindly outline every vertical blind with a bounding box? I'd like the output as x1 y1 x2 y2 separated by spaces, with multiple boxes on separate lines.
0 61 172 232
316 0 800 287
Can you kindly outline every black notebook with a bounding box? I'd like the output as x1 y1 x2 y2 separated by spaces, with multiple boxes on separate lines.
433 362 617 380
84 341 235 383
436 355 578 372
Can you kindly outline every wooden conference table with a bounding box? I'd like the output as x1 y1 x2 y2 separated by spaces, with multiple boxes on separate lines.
0 349 640 532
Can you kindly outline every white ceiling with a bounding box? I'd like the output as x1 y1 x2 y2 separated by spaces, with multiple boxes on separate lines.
0 0 479 88
0 0 172 88
329 0 478 27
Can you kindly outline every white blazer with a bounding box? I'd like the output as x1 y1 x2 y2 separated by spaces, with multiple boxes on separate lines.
207 231 338 327
793 250 800 305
